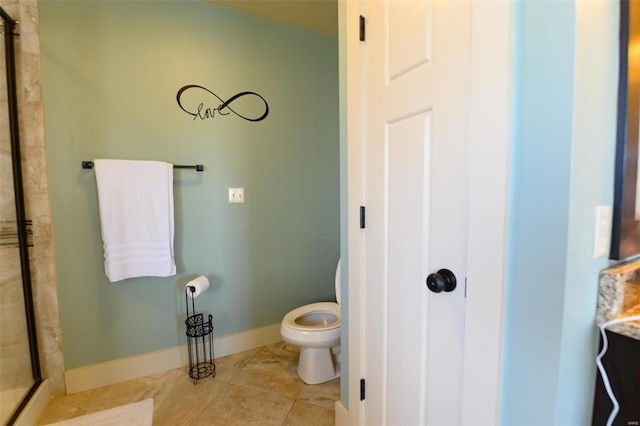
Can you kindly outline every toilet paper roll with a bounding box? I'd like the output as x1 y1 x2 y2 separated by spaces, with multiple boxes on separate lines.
185 275 209 298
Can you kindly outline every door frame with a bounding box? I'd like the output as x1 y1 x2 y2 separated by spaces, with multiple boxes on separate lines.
345 1 512 424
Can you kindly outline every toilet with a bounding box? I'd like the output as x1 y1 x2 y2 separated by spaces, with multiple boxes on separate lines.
280 259 341 385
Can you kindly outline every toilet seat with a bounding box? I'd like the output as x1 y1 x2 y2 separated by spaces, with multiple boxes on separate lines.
283 302 340 331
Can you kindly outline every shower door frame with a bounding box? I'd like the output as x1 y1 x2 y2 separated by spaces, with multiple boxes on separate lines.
1 6 43 425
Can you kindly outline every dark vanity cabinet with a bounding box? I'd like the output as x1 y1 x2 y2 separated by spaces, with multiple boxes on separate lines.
592 330 640 426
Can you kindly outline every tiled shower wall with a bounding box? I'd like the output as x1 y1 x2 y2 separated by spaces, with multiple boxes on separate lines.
0 0 64 396
0 22 33 418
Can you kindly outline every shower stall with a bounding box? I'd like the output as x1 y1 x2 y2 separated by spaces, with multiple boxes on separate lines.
0 7 43 425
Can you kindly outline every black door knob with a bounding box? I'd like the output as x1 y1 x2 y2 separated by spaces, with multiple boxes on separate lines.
426 269 457 293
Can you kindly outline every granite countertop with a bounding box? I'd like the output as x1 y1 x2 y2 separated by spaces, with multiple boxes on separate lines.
596 259 640 340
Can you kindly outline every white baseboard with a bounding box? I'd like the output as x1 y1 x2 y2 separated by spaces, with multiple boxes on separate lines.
335 400 349 426
65 323 282 394
15 379 50 426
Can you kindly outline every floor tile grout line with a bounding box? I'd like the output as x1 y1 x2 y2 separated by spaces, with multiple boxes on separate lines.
186 381 231 425
280 397 298 426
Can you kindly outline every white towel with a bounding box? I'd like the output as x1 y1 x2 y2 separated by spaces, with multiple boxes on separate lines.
94 159 176 282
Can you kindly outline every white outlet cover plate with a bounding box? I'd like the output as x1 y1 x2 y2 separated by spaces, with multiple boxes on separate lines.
593 205 612 258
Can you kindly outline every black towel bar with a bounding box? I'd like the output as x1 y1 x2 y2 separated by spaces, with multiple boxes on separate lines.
81 161 204 172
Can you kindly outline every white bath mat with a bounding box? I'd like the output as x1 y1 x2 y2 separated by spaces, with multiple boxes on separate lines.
46 398 153 426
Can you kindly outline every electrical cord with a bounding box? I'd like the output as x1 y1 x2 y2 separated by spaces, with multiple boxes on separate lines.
596 314 640 426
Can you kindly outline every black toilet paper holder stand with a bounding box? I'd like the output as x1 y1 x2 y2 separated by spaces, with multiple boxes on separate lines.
184 286 216 384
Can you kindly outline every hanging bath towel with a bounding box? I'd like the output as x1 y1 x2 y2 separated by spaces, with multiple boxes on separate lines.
94 159 176 282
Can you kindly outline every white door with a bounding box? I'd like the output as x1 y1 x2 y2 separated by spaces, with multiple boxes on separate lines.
362 0 471 424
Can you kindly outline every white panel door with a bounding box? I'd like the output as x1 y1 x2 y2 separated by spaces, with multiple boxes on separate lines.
362 0 471 424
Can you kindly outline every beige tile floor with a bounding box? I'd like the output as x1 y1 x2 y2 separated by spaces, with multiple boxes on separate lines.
36 342 339 426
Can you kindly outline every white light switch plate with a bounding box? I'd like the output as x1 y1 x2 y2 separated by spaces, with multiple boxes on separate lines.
593 205 612 258
228 188 245 204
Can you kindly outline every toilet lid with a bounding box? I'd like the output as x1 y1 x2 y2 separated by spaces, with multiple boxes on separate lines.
335 259 341 305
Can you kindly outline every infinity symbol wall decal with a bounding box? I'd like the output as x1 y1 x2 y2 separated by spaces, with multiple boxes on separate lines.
176 85 269 122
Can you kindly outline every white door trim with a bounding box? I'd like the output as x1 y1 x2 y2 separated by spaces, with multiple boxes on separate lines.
346 0 365 423
461 1 512 424
345 1 512 424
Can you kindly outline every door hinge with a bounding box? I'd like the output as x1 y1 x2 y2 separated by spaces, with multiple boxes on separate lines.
464 277 467 298
359 15 366 41
360 206 366 229
360 378 366 401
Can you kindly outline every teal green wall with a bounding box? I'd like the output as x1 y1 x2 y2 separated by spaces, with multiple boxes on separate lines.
39 1 339 369
501 1 618 424
555 1 619 422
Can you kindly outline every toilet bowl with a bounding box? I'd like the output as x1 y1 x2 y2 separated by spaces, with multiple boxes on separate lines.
280 259 341 385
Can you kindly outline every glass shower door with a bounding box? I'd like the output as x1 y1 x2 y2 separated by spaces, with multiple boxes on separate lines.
0 9 42 425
